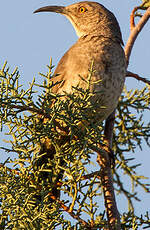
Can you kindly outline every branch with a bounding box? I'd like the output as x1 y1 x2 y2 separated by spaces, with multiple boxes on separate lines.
125 6 150 66
97 111 121 230
101 7 150 229
49 194 92 229
126 70 150 85
80 170 101 180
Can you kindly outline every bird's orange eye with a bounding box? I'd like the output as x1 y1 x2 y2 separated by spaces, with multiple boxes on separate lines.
79 7 87 13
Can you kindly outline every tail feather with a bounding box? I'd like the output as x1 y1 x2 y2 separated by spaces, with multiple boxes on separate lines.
34 134 70 202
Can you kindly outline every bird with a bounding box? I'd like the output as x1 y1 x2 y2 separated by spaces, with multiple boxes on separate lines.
33 1 126 201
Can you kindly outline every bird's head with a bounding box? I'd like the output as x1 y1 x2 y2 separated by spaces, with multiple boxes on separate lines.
34 1 123 45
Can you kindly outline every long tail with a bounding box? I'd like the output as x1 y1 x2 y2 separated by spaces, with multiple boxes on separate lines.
34 133 70 202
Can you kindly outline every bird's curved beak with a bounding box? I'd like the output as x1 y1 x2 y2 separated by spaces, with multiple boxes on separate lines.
34 6 66 15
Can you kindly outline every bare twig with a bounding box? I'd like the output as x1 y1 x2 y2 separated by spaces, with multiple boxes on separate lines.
125 7 150 66
130 7 138 30
80 170 101 180
126 70 150 85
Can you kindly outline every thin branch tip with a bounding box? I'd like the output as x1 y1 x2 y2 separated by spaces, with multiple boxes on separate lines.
126 71 150 85
125 6 150 66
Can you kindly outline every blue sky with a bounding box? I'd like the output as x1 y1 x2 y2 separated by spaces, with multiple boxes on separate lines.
0 0 150 223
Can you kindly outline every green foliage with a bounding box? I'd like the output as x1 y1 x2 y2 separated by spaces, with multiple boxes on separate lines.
141 0 150 8
133 0 150 18
0 61 150 229
113 85 150 210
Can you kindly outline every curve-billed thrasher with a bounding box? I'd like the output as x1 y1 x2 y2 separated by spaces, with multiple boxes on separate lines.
34 1 126 200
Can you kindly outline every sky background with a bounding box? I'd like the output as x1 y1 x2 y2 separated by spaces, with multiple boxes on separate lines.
0 0 150 226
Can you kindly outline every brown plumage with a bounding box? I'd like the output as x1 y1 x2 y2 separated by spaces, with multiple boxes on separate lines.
34 1 126 201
